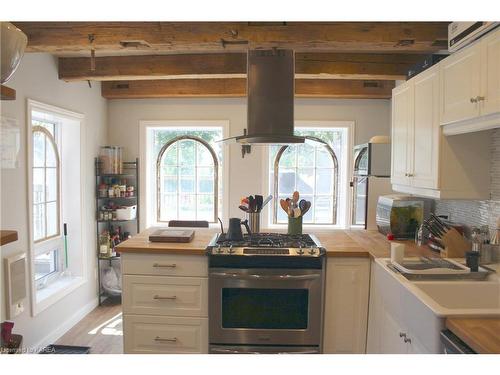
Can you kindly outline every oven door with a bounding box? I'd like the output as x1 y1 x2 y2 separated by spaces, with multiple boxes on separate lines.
209 268 323 346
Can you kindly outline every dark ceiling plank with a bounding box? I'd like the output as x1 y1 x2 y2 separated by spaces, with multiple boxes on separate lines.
101 78 394 99
14 22 448 54
59 52 423 82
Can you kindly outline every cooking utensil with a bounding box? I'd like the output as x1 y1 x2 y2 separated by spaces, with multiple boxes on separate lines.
298 199 307 212
280 199 289 214
293 207 301 217
301 201 311 216
261 194 273 210
239 205 249 212
255 195 263 212
292 191 299 204
248 195 255 212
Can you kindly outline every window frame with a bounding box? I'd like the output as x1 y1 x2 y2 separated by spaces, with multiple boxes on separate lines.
27 99 87 316
32 125 61 244
140 120 230 229
156 135 220 223
262 120 354 229
272 138 339 225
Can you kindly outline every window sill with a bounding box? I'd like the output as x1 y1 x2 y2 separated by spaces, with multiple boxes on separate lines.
34 275 85 316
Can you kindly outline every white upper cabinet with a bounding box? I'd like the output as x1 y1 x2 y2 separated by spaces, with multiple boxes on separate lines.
481 29 500 116
391 66 441 194
391 65 492 199
440 42 482 125
391 84 413 186
440 27 500 135
412 67 440 190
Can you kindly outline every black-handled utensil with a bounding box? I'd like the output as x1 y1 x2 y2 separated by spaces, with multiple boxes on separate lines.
255 195 263 212
248 195 255 212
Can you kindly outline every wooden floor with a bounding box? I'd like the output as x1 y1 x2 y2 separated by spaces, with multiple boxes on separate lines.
56 300 123 354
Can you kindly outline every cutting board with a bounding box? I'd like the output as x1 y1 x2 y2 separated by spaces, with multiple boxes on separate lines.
148 228 195 243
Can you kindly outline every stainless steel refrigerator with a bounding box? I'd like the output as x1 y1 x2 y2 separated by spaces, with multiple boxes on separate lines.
351 139 393 230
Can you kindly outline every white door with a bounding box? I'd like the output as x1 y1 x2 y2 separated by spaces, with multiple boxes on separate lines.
323 258 370 353
440 42 481 124
481 28 500 116
391 83 413 186
411 66 440 189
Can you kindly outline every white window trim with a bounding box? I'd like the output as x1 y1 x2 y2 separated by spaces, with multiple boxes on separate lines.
140 120 230 229
261 120 355 230
27 99 87 316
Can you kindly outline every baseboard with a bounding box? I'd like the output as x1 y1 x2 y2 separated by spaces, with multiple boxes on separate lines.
32 297 98 352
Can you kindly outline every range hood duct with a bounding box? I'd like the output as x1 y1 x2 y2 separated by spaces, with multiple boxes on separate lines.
221 49 306 145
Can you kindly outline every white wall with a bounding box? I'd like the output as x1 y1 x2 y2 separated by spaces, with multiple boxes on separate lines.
108 98 391 225
0 53 107 348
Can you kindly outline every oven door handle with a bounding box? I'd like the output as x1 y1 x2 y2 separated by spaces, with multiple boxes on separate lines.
210 347 319 354
209 272 321 280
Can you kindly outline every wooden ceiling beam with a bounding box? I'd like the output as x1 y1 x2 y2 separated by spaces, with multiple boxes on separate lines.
59 52 424 82
14 22 448 54
101 79 394 99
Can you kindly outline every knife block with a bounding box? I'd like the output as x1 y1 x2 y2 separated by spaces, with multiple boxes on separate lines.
439 228 471 258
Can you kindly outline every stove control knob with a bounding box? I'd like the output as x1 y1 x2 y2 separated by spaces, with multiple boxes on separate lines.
297 247 304 255
228 245 234 254
216 245 223 254
309 247 316 255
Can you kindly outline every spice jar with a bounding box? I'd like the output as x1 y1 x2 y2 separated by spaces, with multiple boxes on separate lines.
98 184 108 198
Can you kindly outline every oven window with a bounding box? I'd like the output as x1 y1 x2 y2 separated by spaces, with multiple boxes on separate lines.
222 288 309 329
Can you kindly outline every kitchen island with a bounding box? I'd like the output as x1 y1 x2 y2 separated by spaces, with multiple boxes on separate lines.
116 227 440 354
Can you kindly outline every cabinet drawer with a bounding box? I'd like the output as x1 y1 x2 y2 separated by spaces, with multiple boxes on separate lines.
123 315 208 354
123 275 208 317
121 253 208 277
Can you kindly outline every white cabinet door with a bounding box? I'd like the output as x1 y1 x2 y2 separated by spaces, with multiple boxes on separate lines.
440 42 481 124
391 83 413 186
406 334 432 354
323 258 370 354
411 66 440 189
380 306 408 354
481 28 500 116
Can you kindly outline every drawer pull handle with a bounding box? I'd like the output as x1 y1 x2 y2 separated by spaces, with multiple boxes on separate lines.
153 295 177 300
399 332 407 338
153 263 177 268
154 336 177 343
404 337 412 344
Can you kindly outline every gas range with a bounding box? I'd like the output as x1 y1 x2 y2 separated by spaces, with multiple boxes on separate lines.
207 232 326 353
206 233 325 257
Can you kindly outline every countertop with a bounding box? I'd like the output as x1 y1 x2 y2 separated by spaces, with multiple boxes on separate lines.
445 318 500 354
0 230 18 246
116 227 437 259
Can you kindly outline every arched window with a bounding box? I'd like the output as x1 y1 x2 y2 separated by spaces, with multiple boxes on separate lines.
273 137 338 224
156 135 219 222
32 126 60 242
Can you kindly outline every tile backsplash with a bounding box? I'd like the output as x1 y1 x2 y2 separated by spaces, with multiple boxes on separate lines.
434 128 500 238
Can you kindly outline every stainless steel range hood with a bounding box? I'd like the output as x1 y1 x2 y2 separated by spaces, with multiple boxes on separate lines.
221 49 306 145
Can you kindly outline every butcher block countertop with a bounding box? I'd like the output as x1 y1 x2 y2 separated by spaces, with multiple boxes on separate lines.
116 227 436 259
446 318 500 354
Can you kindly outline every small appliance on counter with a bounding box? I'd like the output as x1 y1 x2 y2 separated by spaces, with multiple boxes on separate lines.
376 194 433 239
351 136 393 230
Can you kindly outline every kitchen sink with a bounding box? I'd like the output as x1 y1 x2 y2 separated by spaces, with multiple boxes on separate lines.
412 280 500 311
377 258 500 317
